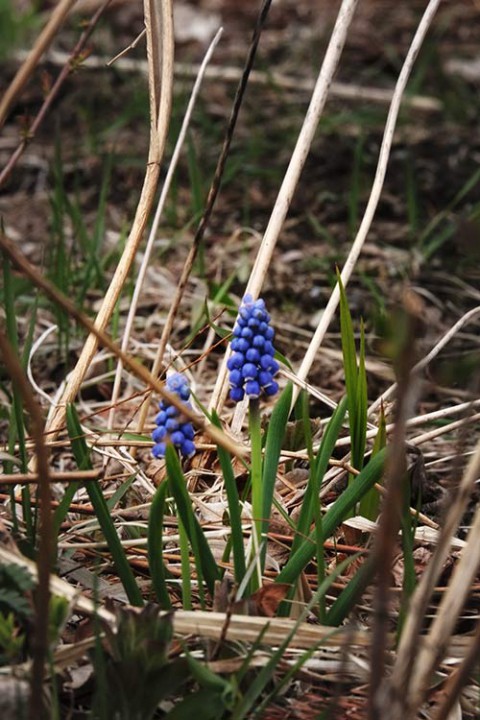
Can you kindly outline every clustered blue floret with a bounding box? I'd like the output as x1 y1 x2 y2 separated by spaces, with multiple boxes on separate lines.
152 373 196 459
227 294 279 402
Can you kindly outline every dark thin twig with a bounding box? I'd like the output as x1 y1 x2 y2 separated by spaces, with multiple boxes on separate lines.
0 331 52 720
0 470 100 484
0 0 112 189
368 291 423 719
430 617 480 720
0 229 244 458
153 0 274 372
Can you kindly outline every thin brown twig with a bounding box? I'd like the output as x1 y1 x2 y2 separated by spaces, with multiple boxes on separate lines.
0 0 78 129
0 470 100 485
40 0 173 450
0 331 52 720
430 618 480 720
0 0 111 188
0 228 244 459
133 0 274 438
368 290 422 720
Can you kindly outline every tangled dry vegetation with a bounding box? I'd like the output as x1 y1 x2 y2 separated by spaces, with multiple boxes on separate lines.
1 1 480 718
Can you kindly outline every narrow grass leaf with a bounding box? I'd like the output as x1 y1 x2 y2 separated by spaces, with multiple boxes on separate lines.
165 445 220 596
261 383 293 544
66 404 143 607
325 554 376 626
179 517 192 610
3 252 32 541
292 397 348 556
212 411 246 583
338 271 367 479
234 555 356 719
359 403 386 520
147 480 171 608
276 448 386 585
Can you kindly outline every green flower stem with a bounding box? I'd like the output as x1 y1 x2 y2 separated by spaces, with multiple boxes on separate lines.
249 398 263 591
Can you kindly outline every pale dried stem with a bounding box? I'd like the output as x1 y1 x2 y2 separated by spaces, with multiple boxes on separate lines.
409 410 480 446
0 332 52 720
292 0 443 412
0 0 78 129
17 49 443 112
406 472 480 717
209 0 360 420
0 470 99 484
430 620 480 720
385 438 480 719
369 305 480 417
40 0 174 449
0 229 245 458
107 29 223 436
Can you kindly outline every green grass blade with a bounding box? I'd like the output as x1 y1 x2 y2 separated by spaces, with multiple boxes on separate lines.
3 251 32 542
147 480 172 608
325 554 376 626
165 445 220 596
338 271 367 478
212 411 246 584
276 449 386 585
354 319 368 472
291 397 348 557
52 482 80 541
66 404 143 607
233 555 356 719
179 517 192 610
359 403 386 520
261 382 293 551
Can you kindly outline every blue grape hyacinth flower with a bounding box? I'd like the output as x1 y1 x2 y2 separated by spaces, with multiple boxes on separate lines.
152 373 196 459
227 294 279 402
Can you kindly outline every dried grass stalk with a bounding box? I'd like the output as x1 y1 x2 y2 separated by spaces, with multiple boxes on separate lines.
41 0 174 446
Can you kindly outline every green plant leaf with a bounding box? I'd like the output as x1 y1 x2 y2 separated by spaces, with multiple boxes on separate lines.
261 382 293 557
359 403 386 520
276 449 386 586
165 445 220 597
66 404 143 607
292 397 348 557
147 480 171 608
213 411 246 584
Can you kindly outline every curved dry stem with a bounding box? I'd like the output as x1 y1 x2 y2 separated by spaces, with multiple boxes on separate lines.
0 0 78 130
41 0 174 447
407 494 480 716
0 229 245 460
209 0 360 419
291 0 443 412
369 305 480 417
107 28 223 436
0 0 110 189
385 438 480 719
0 331 52 720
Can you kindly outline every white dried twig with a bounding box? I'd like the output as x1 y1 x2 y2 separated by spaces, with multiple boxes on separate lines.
292 0 444 410
40 0 174 448
386 438 480 719
209 0 360 421
107 28 223 435
369 305 480 416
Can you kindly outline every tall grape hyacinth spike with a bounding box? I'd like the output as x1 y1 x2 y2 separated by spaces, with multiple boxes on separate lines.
227 294 279 402
152 373 196 459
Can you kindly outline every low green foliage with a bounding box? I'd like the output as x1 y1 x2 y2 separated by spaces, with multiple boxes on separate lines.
66 403 143 607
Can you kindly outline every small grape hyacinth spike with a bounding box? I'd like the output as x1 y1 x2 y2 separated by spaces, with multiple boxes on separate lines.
227 294 279 403
152 372 196 459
